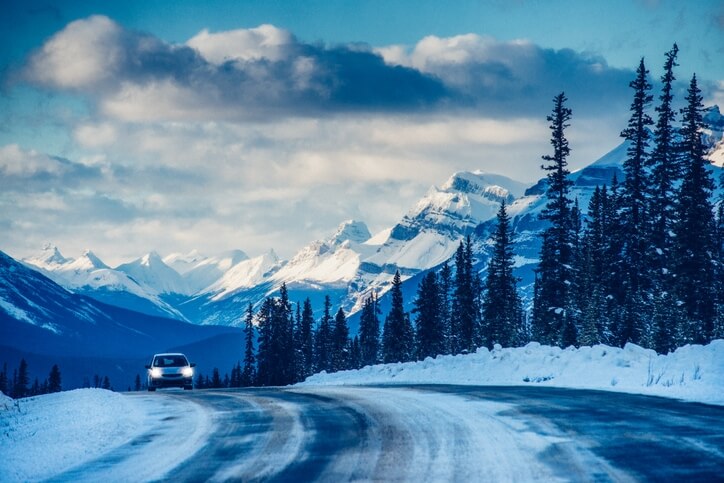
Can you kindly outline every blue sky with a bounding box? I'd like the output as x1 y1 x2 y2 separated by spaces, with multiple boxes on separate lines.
1 0 723 264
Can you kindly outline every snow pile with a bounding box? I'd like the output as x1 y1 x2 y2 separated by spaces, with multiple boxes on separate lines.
0 389 145 481
302 340 724 405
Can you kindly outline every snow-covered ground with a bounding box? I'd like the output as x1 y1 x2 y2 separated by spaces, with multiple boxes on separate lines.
302 340 724 405
0 388 212 482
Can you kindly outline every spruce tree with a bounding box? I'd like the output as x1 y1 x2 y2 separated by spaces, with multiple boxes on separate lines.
0 363 8 395
413 271 445 359
673 75 717 344
14 359 29 398
276 284 296 385
102 376 111 390
314 296 333 372
332 307 350 371
451 237 478 353
532 92 575 347
48 364 62 393
211 368 222 388
242 303 256 386
349 336 362 370
438 262 452 354
382 271 413 362
482 201 524 348
359 294 381 366
299 298 315 378
255 298 274 386
619 58 654 345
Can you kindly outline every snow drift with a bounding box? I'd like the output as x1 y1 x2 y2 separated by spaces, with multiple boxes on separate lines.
301 340 724 405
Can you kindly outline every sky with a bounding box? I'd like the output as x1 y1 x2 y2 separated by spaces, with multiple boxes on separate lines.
1 0 723 265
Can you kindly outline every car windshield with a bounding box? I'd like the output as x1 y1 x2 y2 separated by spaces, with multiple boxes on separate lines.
153 355 188 367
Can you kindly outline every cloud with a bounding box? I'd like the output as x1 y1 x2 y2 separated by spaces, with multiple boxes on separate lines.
21 16 636 122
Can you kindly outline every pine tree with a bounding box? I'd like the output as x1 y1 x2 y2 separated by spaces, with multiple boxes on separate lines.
332 307 350 371
298 298 315 378
314 295 334 372
211 368 222 388
438 262 452 354
532 92 575 347
276 284 296 385
349 336 362 370
382 271 413 362
482 201 524 348
359 294 381 366
673 75 717 344
255 298 274 386
242 303 256 386
413 271 445 359
451 237 478 353
0 363 7 395
47 364 62 393
14 359 29 398
619 57 654 346
102 376 111 390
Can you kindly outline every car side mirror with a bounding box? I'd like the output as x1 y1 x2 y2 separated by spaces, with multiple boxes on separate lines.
190 363 196 368
145 364 151 369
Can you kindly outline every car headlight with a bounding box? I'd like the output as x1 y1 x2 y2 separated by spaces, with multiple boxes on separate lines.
150 368 163 378
182 367 193 377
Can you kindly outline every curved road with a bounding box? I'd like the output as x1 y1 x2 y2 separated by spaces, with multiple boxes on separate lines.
54 385 724 482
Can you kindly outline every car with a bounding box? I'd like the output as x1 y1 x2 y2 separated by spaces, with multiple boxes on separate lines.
146 353 196 391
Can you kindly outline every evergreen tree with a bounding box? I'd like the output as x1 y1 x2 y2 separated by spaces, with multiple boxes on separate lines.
382 271 413 362
14 359 29 398
242 303 256 386
0 363 8 395
211 368 222 388
619 57 654 345
451 237 478 353
532 92 575 347
482 201 524 348
102 376 111 390
332 307 350 371
673 75 717 344
358 294 381 366
298 298 315 379
649 44 680 272
134 374 142 391
314 295 334 372
195 372 206 389
276 284 296 385
413 271 445 359
349 336 362 370
255 298 274 386
47 364 62 393
438 262 453 354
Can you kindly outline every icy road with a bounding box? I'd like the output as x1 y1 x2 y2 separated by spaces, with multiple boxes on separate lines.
50 385 723 482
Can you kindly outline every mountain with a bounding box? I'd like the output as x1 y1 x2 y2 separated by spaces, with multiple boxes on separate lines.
116 251 191 295
176 249 250 293
23 246 186 320
176 172 529 326
0 250 242 390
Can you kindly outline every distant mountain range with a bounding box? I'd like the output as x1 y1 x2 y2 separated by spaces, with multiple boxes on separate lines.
8 106 724 336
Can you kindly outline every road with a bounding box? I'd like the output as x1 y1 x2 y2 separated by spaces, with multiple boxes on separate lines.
53 385 724 482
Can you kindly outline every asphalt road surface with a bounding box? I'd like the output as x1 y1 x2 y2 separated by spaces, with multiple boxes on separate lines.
52 385 724 482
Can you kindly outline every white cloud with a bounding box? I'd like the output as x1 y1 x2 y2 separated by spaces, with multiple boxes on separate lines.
186 24 293 64
0 144 65 176
25 15 125 90
74 123 118 148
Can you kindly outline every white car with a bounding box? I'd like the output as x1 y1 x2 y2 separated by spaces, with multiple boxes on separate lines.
146 353 195 391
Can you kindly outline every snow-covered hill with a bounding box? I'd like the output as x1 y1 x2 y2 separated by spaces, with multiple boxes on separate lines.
302 339 724 405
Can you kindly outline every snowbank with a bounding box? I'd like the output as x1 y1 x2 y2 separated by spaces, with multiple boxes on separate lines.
301 340 724 405
0 389 146 482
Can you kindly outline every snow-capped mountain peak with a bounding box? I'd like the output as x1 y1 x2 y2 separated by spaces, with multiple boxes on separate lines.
67 250 109 271
27 243 72 268
329 220 372 246
117 252 190 295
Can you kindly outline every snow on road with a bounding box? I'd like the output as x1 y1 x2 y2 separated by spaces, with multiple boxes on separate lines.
296 386 577 481
0 388 212 482
302 340 724 405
